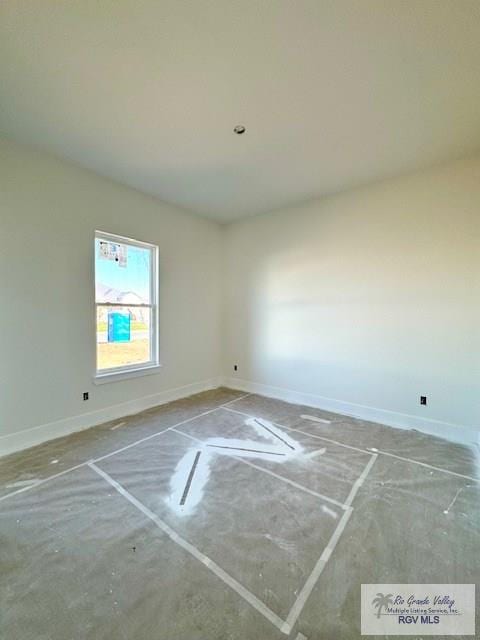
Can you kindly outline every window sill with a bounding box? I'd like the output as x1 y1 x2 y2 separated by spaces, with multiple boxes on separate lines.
93 363 162 385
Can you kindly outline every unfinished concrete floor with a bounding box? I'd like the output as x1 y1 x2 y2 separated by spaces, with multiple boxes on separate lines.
1 388 479 639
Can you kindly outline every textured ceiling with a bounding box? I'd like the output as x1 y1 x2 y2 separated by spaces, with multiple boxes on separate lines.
1 1 480 222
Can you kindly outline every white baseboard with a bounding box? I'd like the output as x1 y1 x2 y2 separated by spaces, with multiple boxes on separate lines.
0 377 222 458
223 377 479 448
3 375 477 457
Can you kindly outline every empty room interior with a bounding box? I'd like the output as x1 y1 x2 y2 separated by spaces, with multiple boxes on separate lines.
1 2 480 639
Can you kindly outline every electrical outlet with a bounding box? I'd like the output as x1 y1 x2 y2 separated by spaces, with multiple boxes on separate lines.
420 395 427 406
83 392 89 401
234 364 238 371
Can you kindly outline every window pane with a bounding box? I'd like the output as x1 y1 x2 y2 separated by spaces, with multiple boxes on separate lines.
96 305 152 371
95 238 152 304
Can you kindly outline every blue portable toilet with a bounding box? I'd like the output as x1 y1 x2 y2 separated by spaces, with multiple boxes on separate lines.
108 312 131 342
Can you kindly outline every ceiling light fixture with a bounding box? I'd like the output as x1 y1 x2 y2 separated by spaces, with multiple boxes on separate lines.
233 125 246 135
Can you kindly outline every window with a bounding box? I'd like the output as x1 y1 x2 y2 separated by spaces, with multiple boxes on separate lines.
94 231 158 380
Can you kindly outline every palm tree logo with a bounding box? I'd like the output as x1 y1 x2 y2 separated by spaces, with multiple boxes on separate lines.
372 593 393 618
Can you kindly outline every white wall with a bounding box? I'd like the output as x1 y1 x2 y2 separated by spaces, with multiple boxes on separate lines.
223 157 480 443
0 138 222 452
1 138 479 453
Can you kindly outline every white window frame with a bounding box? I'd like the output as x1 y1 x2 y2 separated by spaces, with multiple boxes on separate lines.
94 230 160 384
